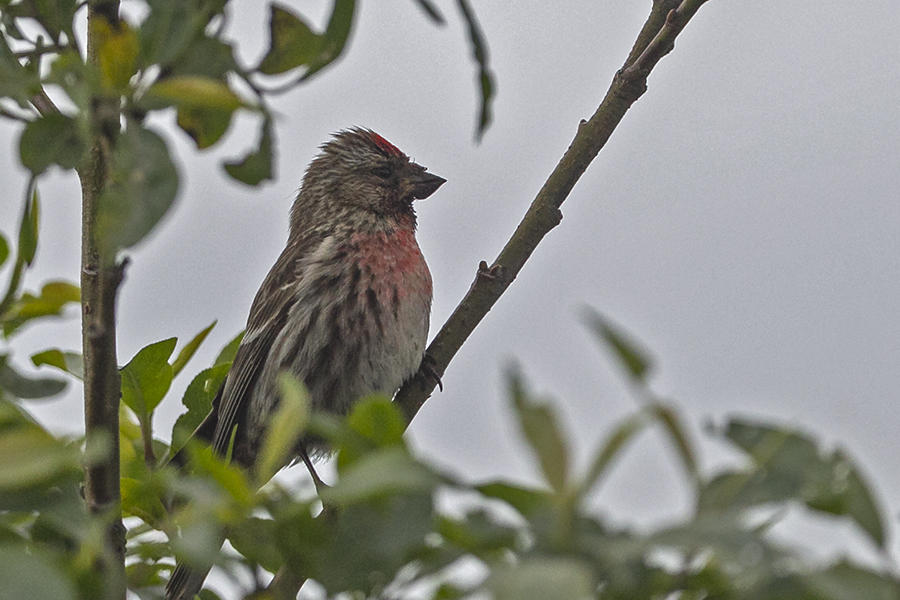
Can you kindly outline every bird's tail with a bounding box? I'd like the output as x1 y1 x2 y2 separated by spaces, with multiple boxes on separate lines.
166 557 220 600
165 382 227 599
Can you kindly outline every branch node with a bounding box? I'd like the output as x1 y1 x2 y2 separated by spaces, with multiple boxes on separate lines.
113 257 130 285
477 261 505 284
666 7 679 25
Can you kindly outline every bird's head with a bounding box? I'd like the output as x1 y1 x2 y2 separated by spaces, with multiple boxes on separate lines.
294 127 445 231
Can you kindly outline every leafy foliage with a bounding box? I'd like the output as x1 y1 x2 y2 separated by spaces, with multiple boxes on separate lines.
3 249 896 599
2 0 495 256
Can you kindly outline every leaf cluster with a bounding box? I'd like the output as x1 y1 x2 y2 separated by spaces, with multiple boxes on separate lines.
1 0 494 261
0 190 77 404
3 289 897 599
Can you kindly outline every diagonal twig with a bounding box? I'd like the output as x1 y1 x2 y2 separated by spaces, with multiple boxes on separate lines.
394 0 711 422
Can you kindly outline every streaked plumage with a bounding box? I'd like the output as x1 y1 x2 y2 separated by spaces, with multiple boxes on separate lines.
166 127 444 600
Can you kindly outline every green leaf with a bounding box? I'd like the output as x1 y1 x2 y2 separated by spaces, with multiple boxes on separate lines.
18 190 38 267
126 561 168 590
255 373 310 484
170 37 237 80
650 513 768 558
188 443 254 507
0 545 76 600
581 408 656 497
334 395 406 470
456 0 494 140
176 105 233 149
144 76 244 112
476 480 553 518
0 234 9 269
92 17 139 89
301 0 356 81
297 491 434 594
120 338 177 417
584 308 652 384
436 510 517 558
229 517 283 572
346 396 406 449
0 34 40 107
139 0 206 68
2 281 80 337
171 362 229 454
171 321 216 378
0 423 79 489
214 331 244 366
257 4 323 75
183 366 227 415
806 449 886 549
508 370 570 493
121 476 167 525
143 76 244 149
321 446 441 505
18 113 87 174
223 117 274 185
651 403 699 485
703 419 887 548
488 556 594 600
0 355 67 399
580 403 696 499
31 350 83 380
96 123 180 257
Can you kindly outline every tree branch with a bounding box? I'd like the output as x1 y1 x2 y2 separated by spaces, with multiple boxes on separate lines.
78 2 126 599
29 88 61 117
395 0 711 421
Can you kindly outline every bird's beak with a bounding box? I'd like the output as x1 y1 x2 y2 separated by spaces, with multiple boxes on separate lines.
410 170 446 200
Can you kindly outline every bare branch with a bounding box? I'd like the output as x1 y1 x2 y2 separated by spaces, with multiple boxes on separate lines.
79 2 126 599
395 0 711 422
29 88 61 116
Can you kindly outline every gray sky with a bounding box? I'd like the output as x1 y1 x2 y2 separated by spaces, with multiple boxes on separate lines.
2 0 900 572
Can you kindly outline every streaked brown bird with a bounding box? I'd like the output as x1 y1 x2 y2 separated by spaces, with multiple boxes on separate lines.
166 127 445 600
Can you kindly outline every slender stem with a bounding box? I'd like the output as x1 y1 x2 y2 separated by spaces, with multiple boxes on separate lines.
79 2 126 599
29 88 61 116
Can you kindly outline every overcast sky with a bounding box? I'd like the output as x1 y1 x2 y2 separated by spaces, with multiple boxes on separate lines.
2 0 900 573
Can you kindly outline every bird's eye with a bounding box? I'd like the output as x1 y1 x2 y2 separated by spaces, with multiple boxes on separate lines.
371 166 393 179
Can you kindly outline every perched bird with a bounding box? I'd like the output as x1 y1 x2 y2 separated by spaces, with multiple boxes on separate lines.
166 127 445 600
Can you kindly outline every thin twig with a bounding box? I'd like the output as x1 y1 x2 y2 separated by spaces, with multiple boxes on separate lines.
29 88 61 116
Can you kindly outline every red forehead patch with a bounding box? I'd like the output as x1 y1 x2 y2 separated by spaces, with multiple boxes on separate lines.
368 131 404 157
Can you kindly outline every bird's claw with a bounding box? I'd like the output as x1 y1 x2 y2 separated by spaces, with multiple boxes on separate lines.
420 352 443 392
477 260 504 282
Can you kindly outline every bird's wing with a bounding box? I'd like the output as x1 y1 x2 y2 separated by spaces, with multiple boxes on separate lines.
209 243 304 460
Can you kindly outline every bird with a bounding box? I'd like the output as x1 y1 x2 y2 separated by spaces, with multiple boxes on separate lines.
165 127 445 600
